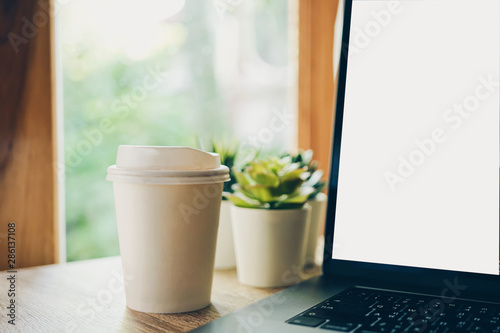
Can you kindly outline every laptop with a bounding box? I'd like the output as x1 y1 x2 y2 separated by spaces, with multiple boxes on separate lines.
193 0 500 331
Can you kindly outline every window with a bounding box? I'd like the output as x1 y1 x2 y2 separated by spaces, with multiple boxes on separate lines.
61 0 298 260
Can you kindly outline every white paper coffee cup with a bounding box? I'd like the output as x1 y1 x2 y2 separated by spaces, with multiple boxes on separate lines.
107 146 229 313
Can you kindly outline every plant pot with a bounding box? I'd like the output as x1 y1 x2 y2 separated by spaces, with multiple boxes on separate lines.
230 204 311 288
214 200 236 269
304 193 328 269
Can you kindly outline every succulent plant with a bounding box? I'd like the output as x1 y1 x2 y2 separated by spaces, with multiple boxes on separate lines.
282 149 326 200
224 156 315 209
210 139 239 196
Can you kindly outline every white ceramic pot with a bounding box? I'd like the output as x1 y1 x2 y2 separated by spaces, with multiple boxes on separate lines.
214 200 236 269
304 193 328 268
230 204 311 288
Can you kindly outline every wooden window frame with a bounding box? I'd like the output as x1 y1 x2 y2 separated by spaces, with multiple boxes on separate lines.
298 0 340 181
0 0 58 269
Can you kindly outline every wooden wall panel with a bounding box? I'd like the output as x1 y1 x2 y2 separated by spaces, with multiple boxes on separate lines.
298 0 339 180
0 0 58 269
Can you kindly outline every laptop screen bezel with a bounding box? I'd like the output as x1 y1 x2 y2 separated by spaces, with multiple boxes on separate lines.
323 0 500 298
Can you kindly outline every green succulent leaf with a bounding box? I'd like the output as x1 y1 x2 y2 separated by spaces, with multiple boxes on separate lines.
224 192 267 208
277 162 299 177
277 156 292 168
255 171 280 187
314 181 327 195
275 178 304 196
233 169 253 187
304 169 324 187
233 184 257 200
280 186 315 204
308 160 319 173
301 149 314 166
247 164 279 187
242 184 280 203
280 166 309 182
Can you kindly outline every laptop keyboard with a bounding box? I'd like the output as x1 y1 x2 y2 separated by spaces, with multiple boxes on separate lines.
286 287 500 332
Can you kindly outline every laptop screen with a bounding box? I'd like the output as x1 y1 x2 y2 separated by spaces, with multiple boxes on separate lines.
331 0 500 275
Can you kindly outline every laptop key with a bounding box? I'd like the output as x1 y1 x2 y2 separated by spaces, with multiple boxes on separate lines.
406 326 427 332
287 316 326 327
370 319 404 331
319 318 359 331
329 296 376 307
315 303 371 315
306 308 371 321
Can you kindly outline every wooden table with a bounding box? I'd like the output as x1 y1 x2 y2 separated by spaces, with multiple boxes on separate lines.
0 256 320 332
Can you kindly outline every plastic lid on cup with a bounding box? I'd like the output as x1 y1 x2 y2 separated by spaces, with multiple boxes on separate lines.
106 146 230 185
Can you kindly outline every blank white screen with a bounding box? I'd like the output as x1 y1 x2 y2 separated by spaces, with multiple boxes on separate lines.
332 0 500 275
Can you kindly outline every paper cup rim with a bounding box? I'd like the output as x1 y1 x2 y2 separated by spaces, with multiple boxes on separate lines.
106 165 230 185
